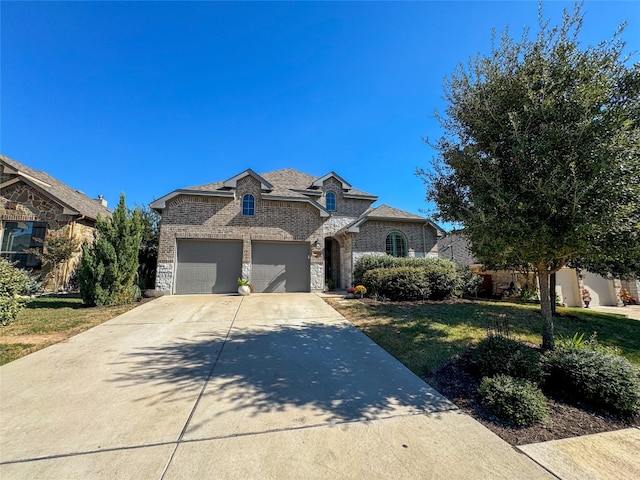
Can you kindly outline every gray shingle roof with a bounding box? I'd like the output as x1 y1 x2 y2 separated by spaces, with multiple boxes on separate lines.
1 154 111 220
180 168 376 200
365 204 426 220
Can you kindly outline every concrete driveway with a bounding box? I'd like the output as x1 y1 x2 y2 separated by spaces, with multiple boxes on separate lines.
0 294 552 479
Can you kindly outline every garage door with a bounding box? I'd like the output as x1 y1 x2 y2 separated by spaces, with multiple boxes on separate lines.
251 241 310 293
583 271 616 306
175 239 242 294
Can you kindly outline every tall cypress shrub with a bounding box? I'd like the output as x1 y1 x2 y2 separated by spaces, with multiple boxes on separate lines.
79 194 143 306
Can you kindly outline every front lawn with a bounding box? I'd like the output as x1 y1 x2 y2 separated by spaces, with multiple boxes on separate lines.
326 297 640 444
0 294 142 366
327 298 640 380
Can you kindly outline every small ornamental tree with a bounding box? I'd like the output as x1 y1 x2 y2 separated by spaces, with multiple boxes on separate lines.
420 3 640 350
32 228 79 292
78 194 143 306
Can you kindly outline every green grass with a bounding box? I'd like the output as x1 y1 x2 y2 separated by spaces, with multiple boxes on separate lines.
328 298 640 381
0 294 140 366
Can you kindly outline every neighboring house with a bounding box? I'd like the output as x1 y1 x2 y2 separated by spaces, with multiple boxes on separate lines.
438 231 637 307
151 168 443 294
0 154 110 288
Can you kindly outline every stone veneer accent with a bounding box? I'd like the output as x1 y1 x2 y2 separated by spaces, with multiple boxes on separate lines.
156 263 174 292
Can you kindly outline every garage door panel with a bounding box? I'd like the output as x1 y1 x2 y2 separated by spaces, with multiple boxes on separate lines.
583 272 615 306
175 240 242 294
251 242 310 293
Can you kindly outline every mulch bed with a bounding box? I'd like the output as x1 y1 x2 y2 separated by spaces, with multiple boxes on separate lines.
429 351 639 446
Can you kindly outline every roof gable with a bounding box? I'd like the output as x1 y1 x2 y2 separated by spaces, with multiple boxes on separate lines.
222 169 273 190
1 154 111 220
311 172 352 190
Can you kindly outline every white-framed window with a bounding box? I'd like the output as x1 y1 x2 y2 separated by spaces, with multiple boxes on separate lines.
386 231 407 257
1 220 47 269
326 191 336 211
242 194 255 216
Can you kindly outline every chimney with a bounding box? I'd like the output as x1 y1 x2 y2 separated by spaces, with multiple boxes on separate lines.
96 194 108 208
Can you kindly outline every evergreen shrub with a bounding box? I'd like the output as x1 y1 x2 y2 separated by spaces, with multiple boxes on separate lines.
472 336 542 383
363 266 432 301
478 375 548 427
542 348 640 416
0 258 29 326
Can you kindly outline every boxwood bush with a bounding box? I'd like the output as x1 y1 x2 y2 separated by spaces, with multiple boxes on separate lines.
478 375 548 427
472 336 542 383
542 348 640 417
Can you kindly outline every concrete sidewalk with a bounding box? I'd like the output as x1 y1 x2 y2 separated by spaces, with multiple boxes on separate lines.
0 294 563 478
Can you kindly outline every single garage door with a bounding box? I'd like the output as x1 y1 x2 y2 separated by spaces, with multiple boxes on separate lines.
583 271 616 306
251 241 310 293
175 239 242 294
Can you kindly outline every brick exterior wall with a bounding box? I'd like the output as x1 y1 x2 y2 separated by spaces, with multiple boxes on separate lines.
318 177 372 217
157 176 326 292
353 220 438 256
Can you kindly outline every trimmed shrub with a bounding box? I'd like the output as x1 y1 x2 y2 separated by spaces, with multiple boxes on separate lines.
478 375 548 427
542 348 640 416
358 257 464 301
363 266 432 301
472 336 542 383
0 258 30 326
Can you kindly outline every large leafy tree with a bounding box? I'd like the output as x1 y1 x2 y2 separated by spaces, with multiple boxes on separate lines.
420 3 640 350
79 194 143 306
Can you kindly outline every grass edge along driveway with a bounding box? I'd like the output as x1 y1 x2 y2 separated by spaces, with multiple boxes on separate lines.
0 294 142 366
326 297 640 381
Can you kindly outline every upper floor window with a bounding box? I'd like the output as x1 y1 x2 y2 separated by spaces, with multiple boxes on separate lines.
1 221 47 269
386 231 407 257
242 194 255 216
326 191 336 212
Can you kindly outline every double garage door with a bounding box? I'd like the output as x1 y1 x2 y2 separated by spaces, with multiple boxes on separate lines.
175 239 309 294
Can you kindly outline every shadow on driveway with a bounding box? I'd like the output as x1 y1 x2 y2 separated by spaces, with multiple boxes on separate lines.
109 320 454 432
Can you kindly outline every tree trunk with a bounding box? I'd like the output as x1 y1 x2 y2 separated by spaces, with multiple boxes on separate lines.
550 272 557 316
537 266 555 351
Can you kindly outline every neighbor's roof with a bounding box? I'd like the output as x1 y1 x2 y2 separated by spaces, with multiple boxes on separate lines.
0 154 111 220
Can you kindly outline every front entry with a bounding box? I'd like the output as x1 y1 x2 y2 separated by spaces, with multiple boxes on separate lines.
324 237 340 289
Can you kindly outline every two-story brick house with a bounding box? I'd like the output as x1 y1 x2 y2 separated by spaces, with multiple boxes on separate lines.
151 168 443 294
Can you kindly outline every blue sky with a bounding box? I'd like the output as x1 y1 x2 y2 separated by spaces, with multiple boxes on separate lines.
1 1 638 225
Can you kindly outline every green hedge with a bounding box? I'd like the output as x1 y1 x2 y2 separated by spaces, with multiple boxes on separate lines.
478 375 548 427
356 255 472 301
362 266 432 301
542 348 640 417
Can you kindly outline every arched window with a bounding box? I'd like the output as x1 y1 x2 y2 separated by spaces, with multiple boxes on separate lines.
242 194 255 216
326 191 336 211
386 232 407 257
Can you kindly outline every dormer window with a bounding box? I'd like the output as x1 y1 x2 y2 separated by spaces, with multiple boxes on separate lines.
326 191 336 212
242 194 255 216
